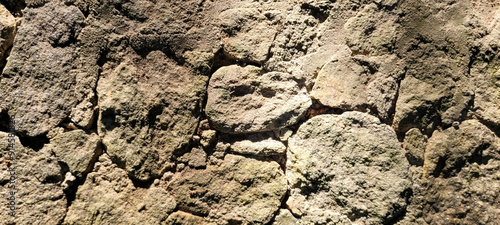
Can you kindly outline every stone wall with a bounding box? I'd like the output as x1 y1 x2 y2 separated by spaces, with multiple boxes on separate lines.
0 0 499 224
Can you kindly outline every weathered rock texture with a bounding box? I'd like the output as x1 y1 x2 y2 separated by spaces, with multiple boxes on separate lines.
167 154 287 225
287 112 411 225
421 120 500 225
0 0 499 224
97 51 207 181
0 2 84 136
311 55 404 121
0 132 67 225
206 65 311 134
64 154 178 225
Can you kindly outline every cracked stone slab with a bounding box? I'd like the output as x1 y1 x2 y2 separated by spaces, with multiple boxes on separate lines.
206 65 311 134
286 112 411 225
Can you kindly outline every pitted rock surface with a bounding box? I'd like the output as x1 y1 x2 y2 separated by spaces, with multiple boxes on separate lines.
287 112 411 225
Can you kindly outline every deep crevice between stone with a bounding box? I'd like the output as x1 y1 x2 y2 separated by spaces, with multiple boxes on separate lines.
387 65 407 128
58 135 104 225
209 48 261 77
0 108 10 132
383 188 413 225
0 0 26 17
18 134 50 151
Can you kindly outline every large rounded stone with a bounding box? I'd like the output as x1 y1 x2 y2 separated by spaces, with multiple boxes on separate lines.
287 112 411 225
206 65 311 134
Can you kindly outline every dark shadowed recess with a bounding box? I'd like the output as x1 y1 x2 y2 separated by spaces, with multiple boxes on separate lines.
0 0 26 16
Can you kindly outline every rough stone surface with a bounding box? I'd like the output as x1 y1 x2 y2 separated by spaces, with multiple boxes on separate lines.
0 2 84 136
271 209 298 225
167 154 287 225
311 55 404 121
1 0 500 224
219 8 278 65
219 132 286 157
165 211 215 225
421 120 500 225
0 4 15 63
404 128 426 166
43 129 101 177
392 0 477 135
64 154 177 225
178 147 207 169
97 51 207 181
206 65 311 134
470 7 500 128
0 132 67 224
287 112 411 225
344 3 399 55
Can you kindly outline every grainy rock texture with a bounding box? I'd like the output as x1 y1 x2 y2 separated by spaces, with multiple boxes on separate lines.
0 2 84 136
287 112 411 225
421 120 500 225
64 154 177 225
97 51 207 181
206 65 311 133
0 4 15 64
167 154 287 225
0 0 499 224
219 132 286 156
43 129 101 178
311 55 404 121
0 132 67 225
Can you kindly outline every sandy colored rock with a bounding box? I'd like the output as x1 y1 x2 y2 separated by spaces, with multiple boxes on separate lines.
311 55 404 121
0 4 16 62
0 2 84 136
219 132 286 156
206 65 311 133
287 112 411 225
421 120 500 224
271 209 298 225
167 154 287 225
64 154 177 225
1 0 500 224
344 3 399 55
0 132 67 224
404 128 426 166
178 147 207 169
219 8 278 64
43 129 101 177
200 129 217 149
165 211 215 225
97 51 207 181
392 0 475 135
